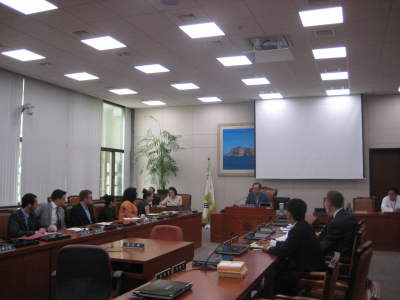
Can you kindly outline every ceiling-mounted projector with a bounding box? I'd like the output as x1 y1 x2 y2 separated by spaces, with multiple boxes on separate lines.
245 35 294 63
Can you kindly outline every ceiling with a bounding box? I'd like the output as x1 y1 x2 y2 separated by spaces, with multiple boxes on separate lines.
0 0 399 109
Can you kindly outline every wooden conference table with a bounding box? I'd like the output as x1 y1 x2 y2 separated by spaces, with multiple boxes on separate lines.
0 212 201 300
115 215 318 300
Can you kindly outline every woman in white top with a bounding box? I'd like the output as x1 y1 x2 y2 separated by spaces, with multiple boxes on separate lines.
381 187 400 212
160 187 182 206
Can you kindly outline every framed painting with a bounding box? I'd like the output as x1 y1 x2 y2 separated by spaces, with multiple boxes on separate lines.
217 123 255 177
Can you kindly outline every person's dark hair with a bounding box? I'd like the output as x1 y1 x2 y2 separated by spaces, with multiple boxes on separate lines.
21 193 37 208
103 194 115 206
123 187 137 202
287 198 307 222
142 189 152 201
252 182 262 189
79 190 92 202
168 187 178 196
387 187 398 194
326 190 344 208
51 189 66 202
149 187 156 193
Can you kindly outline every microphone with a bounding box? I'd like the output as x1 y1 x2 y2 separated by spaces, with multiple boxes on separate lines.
199 231 234 271
232 197 247 207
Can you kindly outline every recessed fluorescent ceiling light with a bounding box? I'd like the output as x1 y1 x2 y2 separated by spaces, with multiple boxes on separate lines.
398 86 400 92
0 0 57 14
197 97 221 102
2 49 45 61
109 88 137 95
326 89 350 96
321 72 348 81
299 6 343 27
217 56 252 67
242 78 270 85
81 36 126 51
259 93 283 99
142 100 166 106
179 22 225 39
171 83 199 90
65 72 99 81
134 64 170 74
312 47 346 59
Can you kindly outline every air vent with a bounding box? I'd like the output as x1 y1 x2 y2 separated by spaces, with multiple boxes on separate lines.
206 40 223 47
0 44 6 49
236 67 249 72
176 13 198 22
37 62 53 67
168 80 181 84
241 74 257 78
314 29 334 37
331 86 344 90
105 86 118 90
71 29 94 37
325 68 340 73
113 51 131 57
308 0 329 6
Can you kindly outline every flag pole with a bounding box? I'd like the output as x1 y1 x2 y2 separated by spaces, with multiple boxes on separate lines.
203 158 215 229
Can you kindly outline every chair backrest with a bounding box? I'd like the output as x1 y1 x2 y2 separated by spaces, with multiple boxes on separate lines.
65 205 73 228
353 197 375 213
346 241 373 300
149 225 183 241
114 201 121 219
180 194 191 207
93 203 105 223
0 213 11 239
321 252 341 300
67 195 80 205
55 245 112 300
249 186 278 201
134 199 143 211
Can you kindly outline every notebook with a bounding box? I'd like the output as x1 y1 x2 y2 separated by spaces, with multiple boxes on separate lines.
192 253 233 266
133 280 193 300
216 245 248 256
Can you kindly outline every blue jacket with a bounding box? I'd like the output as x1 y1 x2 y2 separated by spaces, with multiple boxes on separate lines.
245 191 270 205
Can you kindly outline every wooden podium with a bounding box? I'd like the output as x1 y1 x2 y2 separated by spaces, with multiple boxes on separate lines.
210 206 277 242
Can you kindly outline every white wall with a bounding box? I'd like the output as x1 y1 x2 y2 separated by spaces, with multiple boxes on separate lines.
133 94 400 214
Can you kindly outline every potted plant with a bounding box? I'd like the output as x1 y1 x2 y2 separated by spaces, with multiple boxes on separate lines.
133 116 184 199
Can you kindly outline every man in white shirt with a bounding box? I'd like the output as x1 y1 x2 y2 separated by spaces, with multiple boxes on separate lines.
381 187 400 212
35 189 67 230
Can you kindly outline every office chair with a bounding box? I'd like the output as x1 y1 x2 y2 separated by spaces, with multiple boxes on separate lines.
52 245 124 300
149 225 183 241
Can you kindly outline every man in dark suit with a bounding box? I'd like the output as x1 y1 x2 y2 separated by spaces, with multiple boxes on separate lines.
149 187 160 206
35 189 67 230
8 193 50 238
318 190 358 258
69 189 96 227
263 198 326 296
245 182 270 205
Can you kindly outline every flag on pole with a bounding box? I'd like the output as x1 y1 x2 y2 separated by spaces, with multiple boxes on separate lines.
203 158 216 223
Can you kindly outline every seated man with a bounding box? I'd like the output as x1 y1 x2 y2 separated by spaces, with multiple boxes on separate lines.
149 187 160 206
263 198 326 296
245 182 270 206
35 189 67 230
8 193 54 238
98 194 117 222
318 190 358 258
69 190 96 227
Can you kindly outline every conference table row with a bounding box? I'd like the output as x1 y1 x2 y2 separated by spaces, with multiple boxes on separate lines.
114 215 319 300
0 212 202 300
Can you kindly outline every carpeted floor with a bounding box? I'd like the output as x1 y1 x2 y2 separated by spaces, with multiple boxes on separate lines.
197 227 397 299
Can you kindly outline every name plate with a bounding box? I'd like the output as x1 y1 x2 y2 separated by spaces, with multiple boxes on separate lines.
150 218 158 222
172 261 186 273
231 236 239 243
223 239 231 246
140 219 150 224
92 228 105 234
78 230 93 237
123 242 145 249
156 268 172 280
0 244 15 253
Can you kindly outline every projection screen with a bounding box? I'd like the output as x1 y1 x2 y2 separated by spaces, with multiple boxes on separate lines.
255 95 364 179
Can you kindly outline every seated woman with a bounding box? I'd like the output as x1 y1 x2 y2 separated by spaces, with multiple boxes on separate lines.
381 187 400 212
140 189 153 216
160 187 182 206
119 187 139 220
98 194 117 222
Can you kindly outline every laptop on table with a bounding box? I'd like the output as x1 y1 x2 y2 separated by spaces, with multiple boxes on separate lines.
133 280 193 300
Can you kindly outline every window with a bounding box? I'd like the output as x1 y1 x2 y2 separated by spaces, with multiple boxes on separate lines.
100 102 125 196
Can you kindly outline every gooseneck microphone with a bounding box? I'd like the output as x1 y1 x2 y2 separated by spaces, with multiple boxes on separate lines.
232 197 247 207
200 231 235 271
